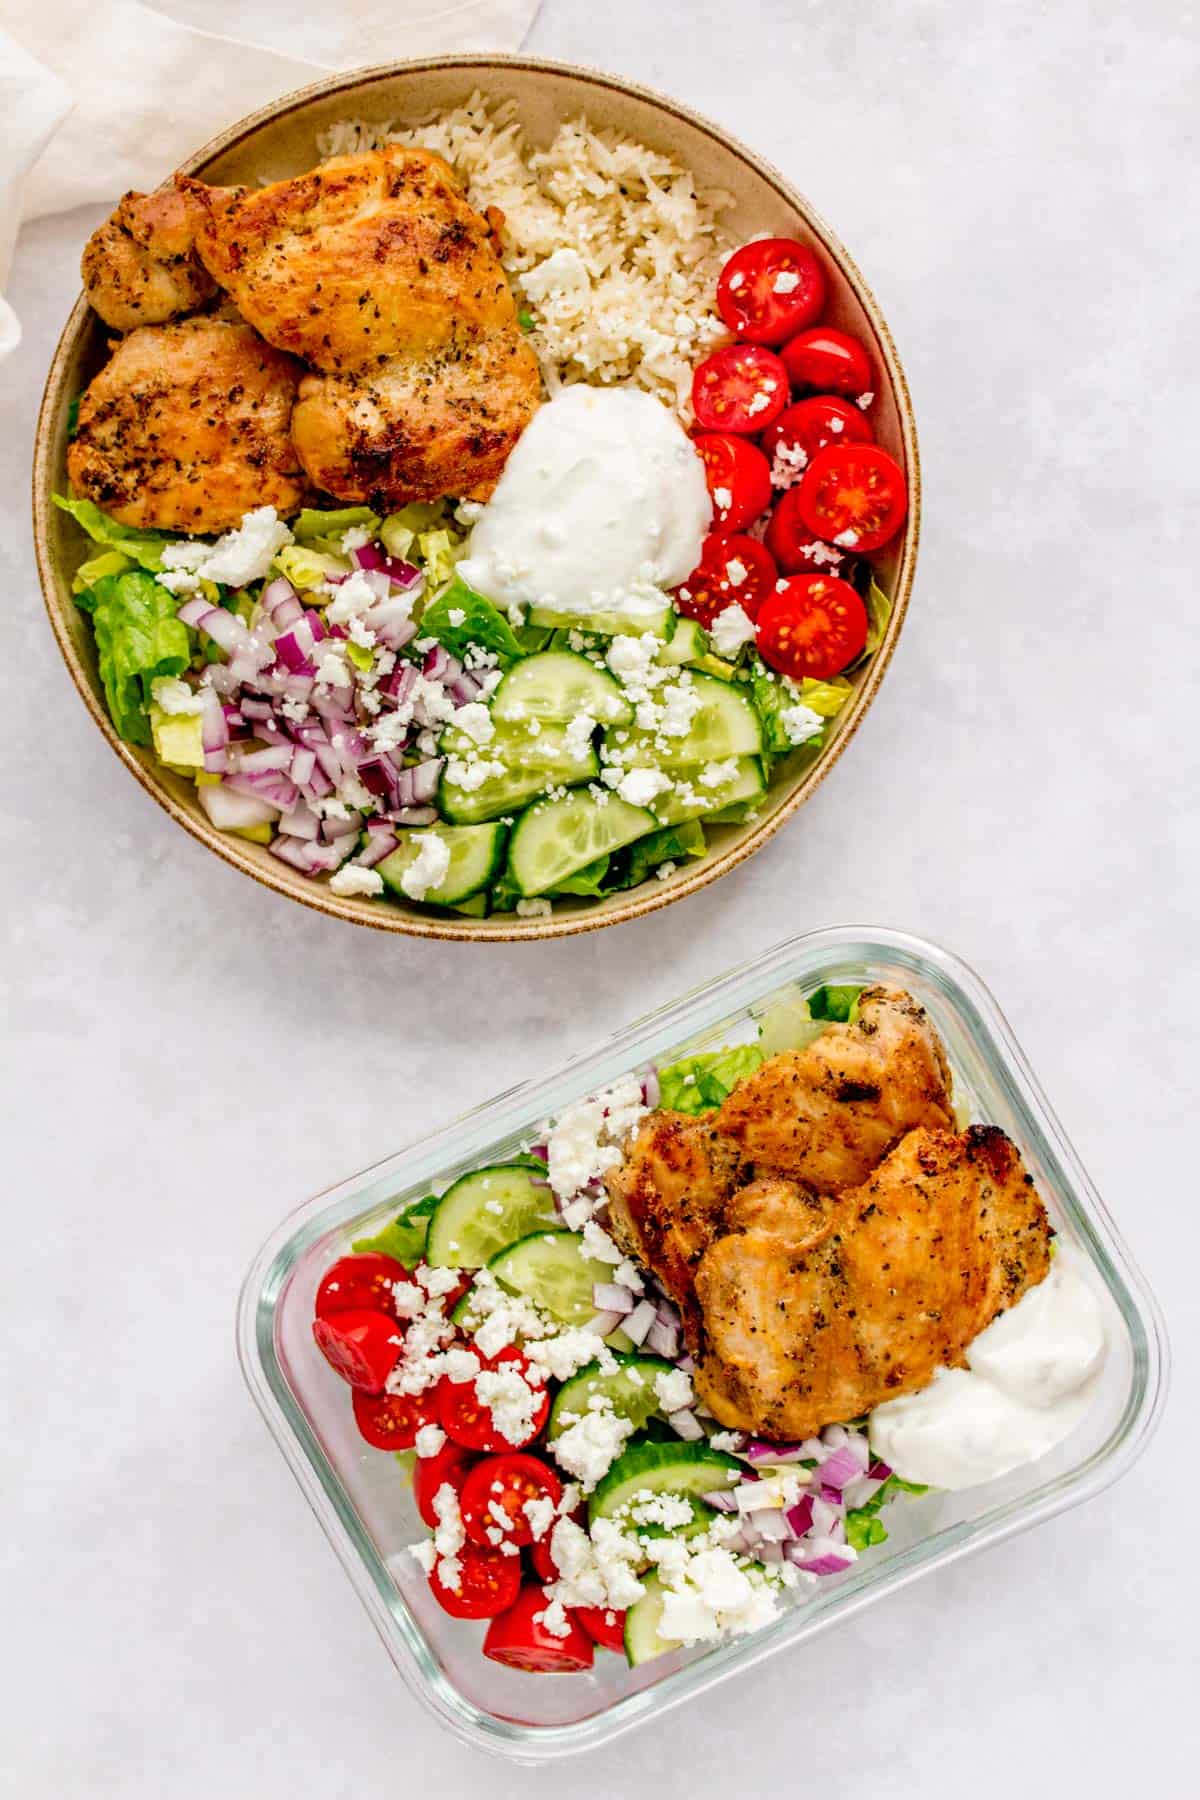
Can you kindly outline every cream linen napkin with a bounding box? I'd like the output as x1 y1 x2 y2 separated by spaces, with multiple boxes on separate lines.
0 0 541 356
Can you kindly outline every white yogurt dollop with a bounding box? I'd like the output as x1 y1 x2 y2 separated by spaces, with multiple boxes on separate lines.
457 386 710 626
868 1250 1107 1490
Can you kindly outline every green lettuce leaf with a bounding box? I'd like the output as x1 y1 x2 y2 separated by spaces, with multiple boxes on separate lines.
658 1041 765 1116
72 549 134 595
292 505 380 545
551 855 611 898
807 984 863 1022
66 397 81 440
81 569 193 744
603 820 707 893
351 1194 439 1269
845 1471 929 1552
54 494 170 573
863 578 893 656
422 574 524 666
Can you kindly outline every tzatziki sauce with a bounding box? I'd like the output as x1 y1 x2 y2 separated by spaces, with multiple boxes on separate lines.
457 385 710 626
868 1249 1107 1490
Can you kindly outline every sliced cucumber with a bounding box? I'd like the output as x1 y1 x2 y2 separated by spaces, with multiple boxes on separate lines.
623 1572 682 1667
491 651 632 726
624 1495 718 1542
647 757 766 828
438 742 598 826
439 718 594 763
657 617 709 667
528 602 673 637
377 823 506 905
425 1165 558 1268
488 1229 612 1325
448 891 490 918
611 674 762 770
589 1436 742 1525
508 790 655 895
548 1354 676 1442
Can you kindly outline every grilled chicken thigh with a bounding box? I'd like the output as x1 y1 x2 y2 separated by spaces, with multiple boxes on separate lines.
179 147 540 506
714 986 954 1191
692 1126 1052 1438
81 186 216 331
67 317 306 534
605 1112 741 1324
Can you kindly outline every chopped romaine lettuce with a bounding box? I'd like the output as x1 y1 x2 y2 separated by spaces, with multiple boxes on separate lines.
845 1472 928 1551
757 992 829 1055
72 548 133 594
658 1041 765 1115
379 502 464 579
66 397 81 440
749 654 853 760
605 820 706 892
77 569 192 744
54 494 170 574
863 578 892 657
292 505 380 544
351 1194 439 1269
551 855 610 897
422 575 524 665
273 544 348 592
807 984 863 1022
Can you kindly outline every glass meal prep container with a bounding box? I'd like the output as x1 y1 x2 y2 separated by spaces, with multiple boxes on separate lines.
237 926 1168 1761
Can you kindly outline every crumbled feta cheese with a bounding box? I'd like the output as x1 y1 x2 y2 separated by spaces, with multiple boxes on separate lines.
398 833 450 901
654 1368 695 1413
772 268 802 294
447 607 466 627
534 1597 572 1638
779 702 825 747
526 1325 616 1384
407 1538 436 1574
656 862 677 880
581 1221 623 1265
657 679 702 738
417 1264 462 1298
474 1364 543 1446
546 1077 647 1201
523 1495 557 1541
453 701 495 746
613 1258 644 1295
616 766 672 808
329 864 384 898
563 712 599 760
712 485 733 512
746 390 771 416
516 897 553 918
414 1423 447 1458
326 567 385 625
700 757 740 789
769 439 808 490
159 506 293 594
709 603 757 658
550 1397 634 1490
832 529 859 549
432 1483 465 1561
709 1431 744 1452
441 1346 482 1383
856 391 874 409
150 676 202 716
624 1491 695 1530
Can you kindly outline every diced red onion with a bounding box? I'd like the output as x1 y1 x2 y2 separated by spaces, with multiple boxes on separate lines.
289 747 316 787
200 687 228 773
231 744 292 775
351 541 423 588
646 1318 680 1359
225 770 298 812
447 673 483 706
356 757 395 800
841 1474 887 1512
785 1494 815 1538
867 1460 892 1483
388 804 438 826
273 623 315 671
585 1309 624 1337
622 1298 659 1347
362 597 419 651
592 1283 635 1316
815 1446 862 1491
269 833 355 876
239 697 274 721
423 644 461 682
756 1540 787 1564
321 813 361 844
641 1068 661 1107
675 1352 696 1374
260 577 299 619
410 759 445 804
701 1488 738 1513
279 803 319 841
384 663 420 706
742 1439 809 1465
810 1496 842 1538
353 826 398 868
786 1537 856 1576
197 783 278 830
527 1143 549 1163
668 1407 704 1441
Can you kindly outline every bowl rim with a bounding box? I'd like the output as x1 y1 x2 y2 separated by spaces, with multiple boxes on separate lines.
31 52 921 942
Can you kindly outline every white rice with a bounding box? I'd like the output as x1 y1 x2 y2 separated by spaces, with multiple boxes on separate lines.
317 92 733 417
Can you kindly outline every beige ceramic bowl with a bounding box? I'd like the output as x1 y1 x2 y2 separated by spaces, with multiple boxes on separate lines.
32 55 919 940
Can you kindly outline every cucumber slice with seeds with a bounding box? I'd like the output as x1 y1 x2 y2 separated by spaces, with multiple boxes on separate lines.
647 757 766 828
528 602 672 637
377 824 506 905
548 1353 675 1442
589 1437 742 1525
487 1229 612 1325
508 790 655 895
425 1165 557 1268
610 673 762 770
438 736 599 825
492 651 632 726
623 1571 682 1667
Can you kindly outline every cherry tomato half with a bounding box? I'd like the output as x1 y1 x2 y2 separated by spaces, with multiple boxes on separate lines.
797 443 908 553
429 1542 522 1620
414 1441 476 1526
717 238 827 345
674 533 778 629
314 1253 406 1322
765 488 853 577
461 1453 563 1549
436 1346 550 1454
312 1309 403 1393
780 327 873 399
692 344 789 434
761 395 874 472
694 433 772 533
353 1386 438 1451
574 1604 627 1654
482 1586 596 1673
756 574 869 682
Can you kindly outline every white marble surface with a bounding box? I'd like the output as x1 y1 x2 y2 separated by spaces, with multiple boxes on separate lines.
1 1 1195 1792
